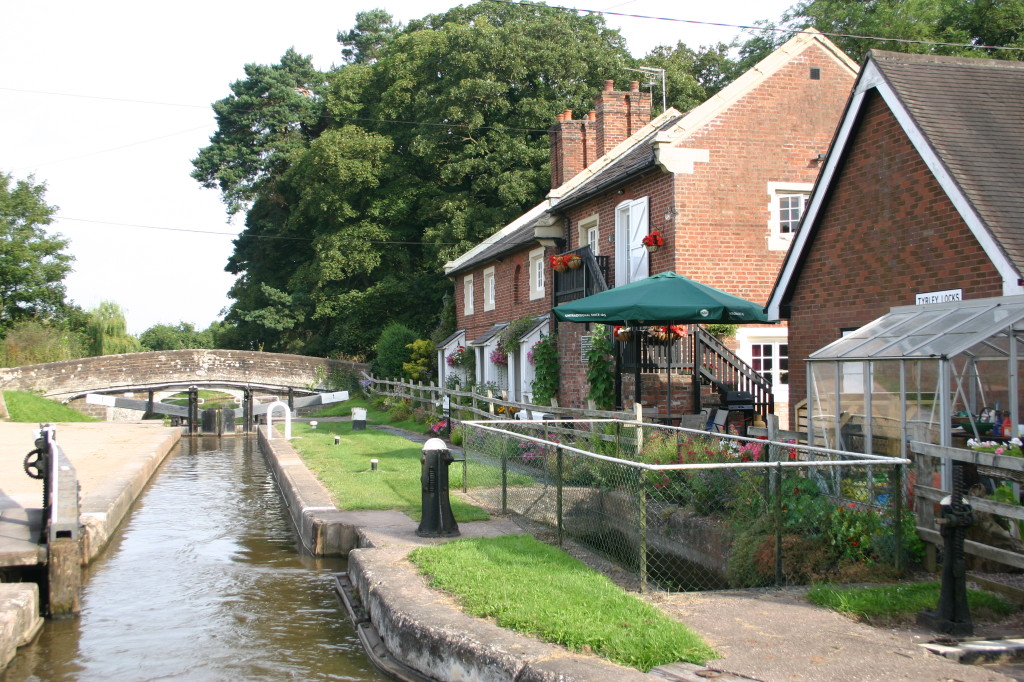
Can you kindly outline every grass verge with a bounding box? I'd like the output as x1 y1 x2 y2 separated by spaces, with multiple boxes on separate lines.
3 390 98 422
287 419 489 523
409 534 716 672
807 581 1013 625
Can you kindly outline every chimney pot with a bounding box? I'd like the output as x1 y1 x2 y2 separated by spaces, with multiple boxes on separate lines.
603 79 614 91
563 109 573 120
587 110 596 121
629 80 639 92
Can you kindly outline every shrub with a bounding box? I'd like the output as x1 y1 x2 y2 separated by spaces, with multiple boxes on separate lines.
402 338 436 382
371 323 418 379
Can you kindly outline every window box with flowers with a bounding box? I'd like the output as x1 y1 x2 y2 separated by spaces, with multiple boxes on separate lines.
642 231 664 253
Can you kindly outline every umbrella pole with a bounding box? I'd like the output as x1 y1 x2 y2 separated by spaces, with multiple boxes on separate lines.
634 329 642 407
666 339 672 419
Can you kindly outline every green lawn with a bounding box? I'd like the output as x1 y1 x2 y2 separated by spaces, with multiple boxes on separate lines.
807 581 1013 625
288 419 489 522
3 390 98 422
410 535 716 672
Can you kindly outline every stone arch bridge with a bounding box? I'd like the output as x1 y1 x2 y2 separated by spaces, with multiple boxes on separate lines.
0 350 368 424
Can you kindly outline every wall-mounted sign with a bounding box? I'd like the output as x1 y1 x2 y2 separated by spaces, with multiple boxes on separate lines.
581 335 593 362
915 288 962 305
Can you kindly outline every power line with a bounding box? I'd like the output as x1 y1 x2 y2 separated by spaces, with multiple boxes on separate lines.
12 125 213 172
493 0 1024 53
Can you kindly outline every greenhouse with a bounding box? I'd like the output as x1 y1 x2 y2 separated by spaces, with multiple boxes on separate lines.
805 295 1024 471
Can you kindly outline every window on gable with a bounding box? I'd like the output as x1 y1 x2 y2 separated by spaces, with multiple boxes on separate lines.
767 182 813 251
464 274 474 315
528 247 545 300
483 266 496 311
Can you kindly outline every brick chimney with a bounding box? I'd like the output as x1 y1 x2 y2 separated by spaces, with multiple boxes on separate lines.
549 80 651 188
595 80 651 157
549 109 596 188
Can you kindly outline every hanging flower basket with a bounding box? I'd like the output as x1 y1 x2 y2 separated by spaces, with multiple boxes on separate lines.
648 326 671 344
642 231 664 254
566 254 582 269
613 326 633 343
549 254 568 272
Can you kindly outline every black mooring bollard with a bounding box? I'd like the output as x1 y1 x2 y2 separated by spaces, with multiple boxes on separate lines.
918 461 974 636
416 437 460 538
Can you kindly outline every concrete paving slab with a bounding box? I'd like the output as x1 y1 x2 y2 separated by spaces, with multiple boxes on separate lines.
0 421 180 564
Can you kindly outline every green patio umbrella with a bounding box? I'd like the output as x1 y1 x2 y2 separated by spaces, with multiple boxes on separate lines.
553 271 769 411
552 271 769 324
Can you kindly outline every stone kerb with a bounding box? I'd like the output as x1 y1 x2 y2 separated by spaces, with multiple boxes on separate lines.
0 350 367 401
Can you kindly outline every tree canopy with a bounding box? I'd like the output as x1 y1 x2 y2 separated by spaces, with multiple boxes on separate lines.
195 1 631 358
0 173 74 335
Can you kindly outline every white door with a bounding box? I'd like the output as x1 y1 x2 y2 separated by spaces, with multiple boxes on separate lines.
615 197 649 287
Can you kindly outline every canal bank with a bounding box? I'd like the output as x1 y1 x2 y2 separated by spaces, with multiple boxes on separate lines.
0 421 179 669
4 421 1022 680
260 426 1024 682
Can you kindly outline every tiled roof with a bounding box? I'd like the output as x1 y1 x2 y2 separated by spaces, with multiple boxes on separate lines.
871 51 1024 274
553 115 683 210
469 322 508 346
445 215 547 277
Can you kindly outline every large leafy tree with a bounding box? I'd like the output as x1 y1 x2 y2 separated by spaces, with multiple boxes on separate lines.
196 1 632 358
738 0 1024 66
0 173 74 334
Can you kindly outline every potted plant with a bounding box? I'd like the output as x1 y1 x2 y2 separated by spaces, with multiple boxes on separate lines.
642 231 664 253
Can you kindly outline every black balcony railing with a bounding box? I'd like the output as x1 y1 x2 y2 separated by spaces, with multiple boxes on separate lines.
553 245 609 305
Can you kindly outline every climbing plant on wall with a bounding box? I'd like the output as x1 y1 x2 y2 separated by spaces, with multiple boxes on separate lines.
585 325 615 410
530 335 559 406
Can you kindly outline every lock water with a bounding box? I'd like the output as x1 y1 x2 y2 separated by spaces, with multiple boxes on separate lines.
2 435 386 681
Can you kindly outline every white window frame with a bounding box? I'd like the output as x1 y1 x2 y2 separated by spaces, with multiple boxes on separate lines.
464 274 475 316
736 327 789 404
578 214 600 255
614 196 650 287
767 182 812 251
483 266 496 311
528 247 545 300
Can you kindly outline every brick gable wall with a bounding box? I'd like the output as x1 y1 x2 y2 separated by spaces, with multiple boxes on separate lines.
667 47 854 306
453 246 556 344
784 91 1004 418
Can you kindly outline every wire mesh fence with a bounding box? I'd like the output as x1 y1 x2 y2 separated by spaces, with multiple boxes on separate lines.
458 418 912 592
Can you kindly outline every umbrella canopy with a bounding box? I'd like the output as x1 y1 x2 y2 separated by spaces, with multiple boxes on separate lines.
553 272 769 324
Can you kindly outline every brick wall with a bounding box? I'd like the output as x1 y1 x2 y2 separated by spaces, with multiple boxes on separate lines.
784 91 1004 418
453 246 557 343
0 350 368 401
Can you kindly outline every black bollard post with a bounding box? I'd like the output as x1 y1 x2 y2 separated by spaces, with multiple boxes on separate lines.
918 461 974 636
188 385 199 435
416 437 460 538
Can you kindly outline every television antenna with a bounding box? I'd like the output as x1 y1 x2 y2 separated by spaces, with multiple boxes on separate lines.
626 66 666 112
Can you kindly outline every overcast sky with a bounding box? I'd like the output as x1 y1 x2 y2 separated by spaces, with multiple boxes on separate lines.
0 0 795 335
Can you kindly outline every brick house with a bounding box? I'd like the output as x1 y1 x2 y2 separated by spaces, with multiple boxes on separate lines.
766 51 1024 427
443 30 857 414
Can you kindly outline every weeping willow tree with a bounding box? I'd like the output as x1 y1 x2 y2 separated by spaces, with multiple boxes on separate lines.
86 301 141 356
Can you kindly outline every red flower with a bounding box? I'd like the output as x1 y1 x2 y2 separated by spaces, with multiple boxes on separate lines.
642 231 664 247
